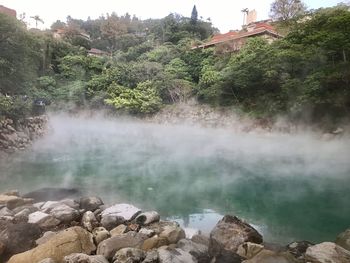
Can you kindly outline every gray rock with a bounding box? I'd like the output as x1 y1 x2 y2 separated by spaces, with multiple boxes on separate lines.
177 239 209 263
335 229 350 251
209 215 262 258
0 220 42 256
110 224 128 237
145 221 181 236
60 199 80 210
242 249 298 263
7 226 96 263
82 211 99 232
191 234 210 247
12 204 38 214
50 204 79 223
28 211 61 229
113 248 146 263
139 228 155 237
14 208 31 221
135 211 160 226
80 196 104 211
0 194 33 210
101 203 141 222
64 253 109 263
305 242 350 263
142 235 169 251
93 227 111 245
142 250 159 263
36 231 57 245
101 214 125 230
0 206 14 217
157 246 197 263
211 250 244 263
97 231 147 260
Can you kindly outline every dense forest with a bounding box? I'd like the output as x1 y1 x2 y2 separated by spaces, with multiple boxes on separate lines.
0 3 349 125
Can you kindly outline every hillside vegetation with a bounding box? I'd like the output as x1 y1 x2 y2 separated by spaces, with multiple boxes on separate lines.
0 5 349 126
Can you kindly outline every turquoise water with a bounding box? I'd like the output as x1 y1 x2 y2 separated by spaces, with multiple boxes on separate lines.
1 114 350 244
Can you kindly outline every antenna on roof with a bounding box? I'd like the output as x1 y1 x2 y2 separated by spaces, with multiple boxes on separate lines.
241 8 249 26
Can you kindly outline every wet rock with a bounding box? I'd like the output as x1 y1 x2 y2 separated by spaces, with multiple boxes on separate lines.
97 231 147 260
237 242 264 260
80 196 104 212
64 253 109 263
110 224 128 237
286 240 313 260
28 211 61 229
50 204 79 223
305 242 350 263
242 249 298 263
335 229 350 251
135 211 160 226
209 215 263 258
7 226 96 263
142 235 169 251
177 238 210 263
82 211 99 232
101 203 141 222
157 246 197 263
93 227 111 245
113 248 146 263
36 231 57 245
0 220 41 256
159 225 186 244
23 187 81 202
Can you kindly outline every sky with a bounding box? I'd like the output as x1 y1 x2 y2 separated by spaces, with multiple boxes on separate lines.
1 0 347 32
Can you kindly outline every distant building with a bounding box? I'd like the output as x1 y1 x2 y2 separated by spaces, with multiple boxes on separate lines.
0 5 17 18
53 28 91 41
88 48 109 57
192 21 282 52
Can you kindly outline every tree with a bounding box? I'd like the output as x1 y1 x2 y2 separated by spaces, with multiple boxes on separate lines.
191 5 198 24
30 15 44 28
270 0 307 21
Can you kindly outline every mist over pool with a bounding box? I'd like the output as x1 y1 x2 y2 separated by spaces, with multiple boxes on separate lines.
1 113 350 244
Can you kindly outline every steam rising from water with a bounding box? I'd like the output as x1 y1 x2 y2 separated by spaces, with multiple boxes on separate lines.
1 113 350 244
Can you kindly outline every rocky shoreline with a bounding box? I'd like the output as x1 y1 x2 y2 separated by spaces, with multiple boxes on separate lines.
0 189 349 263
0 116 48 157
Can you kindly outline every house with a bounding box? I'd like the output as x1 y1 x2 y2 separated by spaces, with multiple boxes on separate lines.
88 48 109 57
193 21 282 52
0 5 16 18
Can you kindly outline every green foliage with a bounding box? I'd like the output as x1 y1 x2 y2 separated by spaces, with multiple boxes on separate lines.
105 81 162 114
0 94 32 119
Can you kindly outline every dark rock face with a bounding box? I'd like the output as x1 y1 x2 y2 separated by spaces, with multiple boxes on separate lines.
209 215 263 259
0 220 41 258
23 188 81 202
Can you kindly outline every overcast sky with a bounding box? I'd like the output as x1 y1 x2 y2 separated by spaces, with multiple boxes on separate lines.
1 0 346 32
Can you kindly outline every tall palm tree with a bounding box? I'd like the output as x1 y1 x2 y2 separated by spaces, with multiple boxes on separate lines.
30 15 44 28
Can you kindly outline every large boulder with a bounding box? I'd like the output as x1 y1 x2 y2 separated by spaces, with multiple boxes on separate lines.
335 229 350 251
97 231 147 260
0 220 41 257
80 196 104 212
242 249 298 263
209 215 262 258
176 239 210 263
7 226 96 263
64 253 109 263
157 246 197 263
305 242 350 263
112 248 146 263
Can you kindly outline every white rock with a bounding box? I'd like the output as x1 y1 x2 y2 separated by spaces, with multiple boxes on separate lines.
28 211 61 229
101 204 141 221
